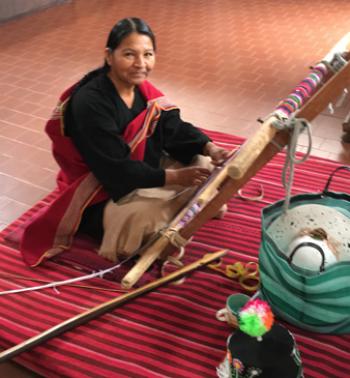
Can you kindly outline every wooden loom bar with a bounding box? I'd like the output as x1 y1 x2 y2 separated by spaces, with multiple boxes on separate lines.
179 59 350 242
228 55 350 180
194 33 350 200
122 50 350 289
0 249 227 362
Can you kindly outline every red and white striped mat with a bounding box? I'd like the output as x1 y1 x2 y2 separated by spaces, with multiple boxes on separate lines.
1 130 349 378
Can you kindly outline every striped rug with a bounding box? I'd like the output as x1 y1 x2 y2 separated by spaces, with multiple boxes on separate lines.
0 130 350 378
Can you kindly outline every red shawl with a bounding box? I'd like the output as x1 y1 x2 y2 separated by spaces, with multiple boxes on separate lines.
21 80 177 267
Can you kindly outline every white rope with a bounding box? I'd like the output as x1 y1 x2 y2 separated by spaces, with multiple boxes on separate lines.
0 260 126 296
273 116 313 213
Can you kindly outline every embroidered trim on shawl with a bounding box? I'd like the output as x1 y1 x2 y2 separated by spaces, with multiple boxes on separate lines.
129 97 177 153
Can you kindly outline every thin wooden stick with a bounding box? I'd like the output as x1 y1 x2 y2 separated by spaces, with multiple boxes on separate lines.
0 249 227 362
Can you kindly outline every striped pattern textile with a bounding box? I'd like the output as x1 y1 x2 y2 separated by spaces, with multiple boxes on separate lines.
1 130 350 378
260 191 350 334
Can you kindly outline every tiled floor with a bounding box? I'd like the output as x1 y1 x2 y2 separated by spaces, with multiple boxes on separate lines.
0 0 350 376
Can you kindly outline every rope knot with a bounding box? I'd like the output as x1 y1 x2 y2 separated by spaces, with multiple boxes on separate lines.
160 227 191 249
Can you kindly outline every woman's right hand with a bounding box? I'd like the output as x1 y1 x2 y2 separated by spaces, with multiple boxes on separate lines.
165 166 211 187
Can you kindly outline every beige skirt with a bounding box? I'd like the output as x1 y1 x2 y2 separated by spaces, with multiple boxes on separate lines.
98 155 215 262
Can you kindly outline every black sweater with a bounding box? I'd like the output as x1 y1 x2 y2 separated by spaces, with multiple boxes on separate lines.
64 73 210 201
63 73 210 238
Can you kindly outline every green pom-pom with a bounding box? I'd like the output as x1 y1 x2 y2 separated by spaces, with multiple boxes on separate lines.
238 299 274 338
239 313 267 337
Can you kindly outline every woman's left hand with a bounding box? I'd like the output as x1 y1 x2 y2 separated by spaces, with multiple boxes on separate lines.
203 142 232 166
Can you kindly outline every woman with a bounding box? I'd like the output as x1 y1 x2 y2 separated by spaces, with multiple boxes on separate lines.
21 18 229 266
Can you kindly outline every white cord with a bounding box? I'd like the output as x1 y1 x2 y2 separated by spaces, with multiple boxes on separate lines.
0 260 125 296
272 116 312 213
281 118 312 212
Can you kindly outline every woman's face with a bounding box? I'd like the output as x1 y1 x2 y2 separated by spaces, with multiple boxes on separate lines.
106 32 156 88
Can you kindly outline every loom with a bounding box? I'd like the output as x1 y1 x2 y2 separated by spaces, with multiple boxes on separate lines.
121 32 350 289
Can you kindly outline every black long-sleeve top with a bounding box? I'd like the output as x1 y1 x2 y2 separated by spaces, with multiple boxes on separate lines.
64 73 210 202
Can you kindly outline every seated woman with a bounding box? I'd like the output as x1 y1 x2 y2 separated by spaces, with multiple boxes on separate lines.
21 17 230 266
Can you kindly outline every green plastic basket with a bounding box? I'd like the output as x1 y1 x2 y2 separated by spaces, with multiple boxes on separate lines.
260 166 350 334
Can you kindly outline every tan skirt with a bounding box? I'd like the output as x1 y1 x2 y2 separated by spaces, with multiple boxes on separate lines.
98 155 215 262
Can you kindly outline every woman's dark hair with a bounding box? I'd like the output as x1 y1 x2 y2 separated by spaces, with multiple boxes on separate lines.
106 17 156 52
76 18 156 89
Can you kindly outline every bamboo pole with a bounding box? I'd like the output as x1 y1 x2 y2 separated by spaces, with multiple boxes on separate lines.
0 250 227 362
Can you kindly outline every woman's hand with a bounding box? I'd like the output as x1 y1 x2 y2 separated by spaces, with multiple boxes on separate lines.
203 142 231 166
165 166 211 187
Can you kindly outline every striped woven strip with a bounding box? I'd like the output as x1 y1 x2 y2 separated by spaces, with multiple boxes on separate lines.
0 130 350 377
275 62 328 117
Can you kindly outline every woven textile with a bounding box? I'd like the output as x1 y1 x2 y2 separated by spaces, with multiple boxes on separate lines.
0 130 350 378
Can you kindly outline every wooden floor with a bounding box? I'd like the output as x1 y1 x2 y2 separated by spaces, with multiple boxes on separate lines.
0 0 350 376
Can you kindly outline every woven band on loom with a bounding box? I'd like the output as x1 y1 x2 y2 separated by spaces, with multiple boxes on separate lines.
275 62 329 118
178 203 202 228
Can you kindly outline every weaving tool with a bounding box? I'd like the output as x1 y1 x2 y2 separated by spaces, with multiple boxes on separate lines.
0 249 227 362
